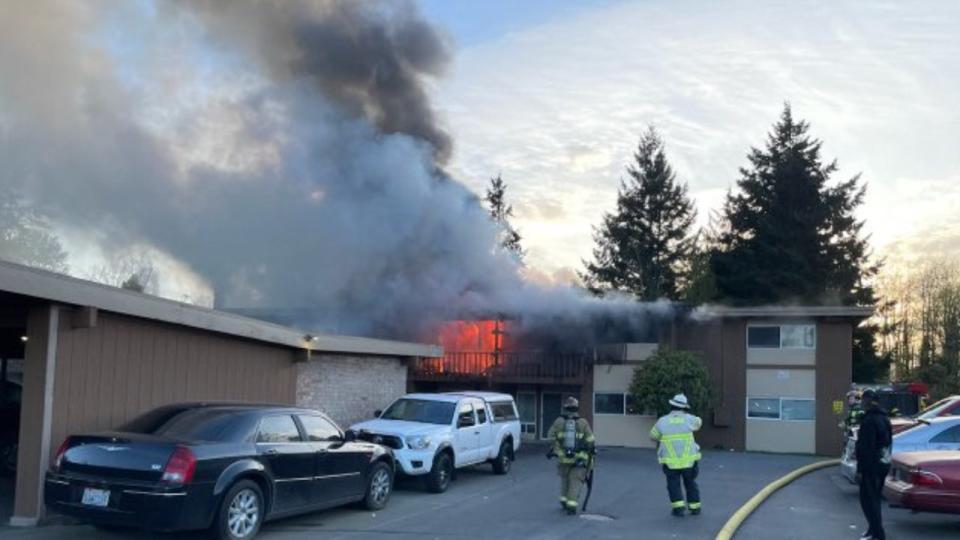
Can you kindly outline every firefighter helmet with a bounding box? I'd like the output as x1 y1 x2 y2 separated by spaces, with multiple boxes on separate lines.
563 397 580 410
669 393 690 409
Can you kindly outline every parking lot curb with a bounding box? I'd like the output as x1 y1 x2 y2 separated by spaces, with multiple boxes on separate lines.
715 459 840 540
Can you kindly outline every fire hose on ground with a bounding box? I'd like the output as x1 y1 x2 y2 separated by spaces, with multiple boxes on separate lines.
714 459 840 540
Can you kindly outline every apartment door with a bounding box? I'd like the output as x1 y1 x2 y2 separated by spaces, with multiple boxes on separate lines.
540 392 562 440
515 391 537 439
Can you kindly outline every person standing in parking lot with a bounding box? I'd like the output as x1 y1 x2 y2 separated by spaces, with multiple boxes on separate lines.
546 396 595 515
855 389 892 540
650 393 702 517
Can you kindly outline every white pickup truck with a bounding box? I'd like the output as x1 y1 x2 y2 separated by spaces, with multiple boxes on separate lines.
350 392 522 493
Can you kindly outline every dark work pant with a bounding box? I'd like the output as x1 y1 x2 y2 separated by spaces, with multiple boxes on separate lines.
663 462 700 509
859 465 890 540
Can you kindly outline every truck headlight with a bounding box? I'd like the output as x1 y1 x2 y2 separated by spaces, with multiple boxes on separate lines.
406 435 432 450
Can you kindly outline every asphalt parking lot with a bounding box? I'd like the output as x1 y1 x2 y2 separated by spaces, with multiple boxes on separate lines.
739 465 960 539
1 446 956 539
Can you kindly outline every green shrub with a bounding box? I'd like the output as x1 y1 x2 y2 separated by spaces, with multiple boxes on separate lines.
629 348 714 418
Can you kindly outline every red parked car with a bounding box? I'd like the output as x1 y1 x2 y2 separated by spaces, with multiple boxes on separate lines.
884 451 960 514
891 396 960 434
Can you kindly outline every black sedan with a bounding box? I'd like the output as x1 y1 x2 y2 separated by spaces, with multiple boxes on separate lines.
44 403 395 540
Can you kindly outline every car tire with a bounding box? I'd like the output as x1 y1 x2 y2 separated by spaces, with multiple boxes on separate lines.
425 451 453 493
212 479 264 540
492 441 512 475
362 461 393 511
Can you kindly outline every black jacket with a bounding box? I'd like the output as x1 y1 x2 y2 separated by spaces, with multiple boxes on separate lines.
855 406 892 472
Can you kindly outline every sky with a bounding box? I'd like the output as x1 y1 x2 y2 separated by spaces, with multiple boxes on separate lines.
418 0 960 281
1 0 958 324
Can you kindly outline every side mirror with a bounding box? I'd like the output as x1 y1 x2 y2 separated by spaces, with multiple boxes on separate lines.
373 409 382 418
344 429 357 442
458 417 473 428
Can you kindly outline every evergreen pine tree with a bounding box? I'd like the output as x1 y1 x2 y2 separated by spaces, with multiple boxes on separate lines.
484 174 524 260
583 127 696 300
683 211 725 304
711 104 876 306
711 104 884 381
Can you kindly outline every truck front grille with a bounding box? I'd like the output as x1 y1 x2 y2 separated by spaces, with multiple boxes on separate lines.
357 432 404 450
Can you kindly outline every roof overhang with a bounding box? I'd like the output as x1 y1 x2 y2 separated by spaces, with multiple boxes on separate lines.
694 304 874 320
0 260 442 358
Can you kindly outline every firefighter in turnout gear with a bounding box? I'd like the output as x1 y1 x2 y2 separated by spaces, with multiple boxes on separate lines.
650 393 702 517
546 396 595 515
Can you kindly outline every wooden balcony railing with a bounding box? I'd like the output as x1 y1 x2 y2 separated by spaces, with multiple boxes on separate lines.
410 351 591 384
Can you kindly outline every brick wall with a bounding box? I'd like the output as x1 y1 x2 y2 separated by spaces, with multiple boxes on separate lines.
296 354 408 428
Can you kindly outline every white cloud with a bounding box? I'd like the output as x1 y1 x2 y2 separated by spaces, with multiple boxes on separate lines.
433 0 960 275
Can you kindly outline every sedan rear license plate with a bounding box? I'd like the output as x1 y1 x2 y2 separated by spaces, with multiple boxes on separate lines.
81 488 110 507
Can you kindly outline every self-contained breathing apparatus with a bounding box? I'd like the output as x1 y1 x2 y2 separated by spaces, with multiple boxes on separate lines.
563 417 578 459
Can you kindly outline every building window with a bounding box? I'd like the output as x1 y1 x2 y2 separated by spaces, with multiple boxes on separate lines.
594 393 625 415
747 326 780 348
781 325 816 348
747 398 781 419
594 393 655 416
747 398 816 421
781 399 816 421
748 325 815 349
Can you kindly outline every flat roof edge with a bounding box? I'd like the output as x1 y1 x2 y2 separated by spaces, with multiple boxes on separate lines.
695 305 874 319
0 260 441 358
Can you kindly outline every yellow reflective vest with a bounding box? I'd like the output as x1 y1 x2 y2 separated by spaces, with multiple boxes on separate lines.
650 411 702 470
548 415 595 465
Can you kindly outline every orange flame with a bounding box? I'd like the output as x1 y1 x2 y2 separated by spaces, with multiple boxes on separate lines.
437 320 510 352
426 320 513 376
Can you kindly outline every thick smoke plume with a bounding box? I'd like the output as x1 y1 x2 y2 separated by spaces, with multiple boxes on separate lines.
184 0 453 163
0 0 672 341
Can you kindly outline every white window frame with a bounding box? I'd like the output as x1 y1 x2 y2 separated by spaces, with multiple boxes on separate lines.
780 397 816 422
746 325 781 350
515 391 537 436
746 324 816 350
746 397 816 422
780 325 816 350
746 397 782 421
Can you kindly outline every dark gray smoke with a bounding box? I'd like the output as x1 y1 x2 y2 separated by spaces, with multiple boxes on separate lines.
183 0 453 163
0 0 672 341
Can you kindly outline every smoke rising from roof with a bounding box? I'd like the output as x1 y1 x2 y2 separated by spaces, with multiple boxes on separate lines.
0 0 672 341
184 0 454 163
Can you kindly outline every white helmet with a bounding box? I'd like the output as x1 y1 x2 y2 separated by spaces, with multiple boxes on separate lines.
668 393 690 409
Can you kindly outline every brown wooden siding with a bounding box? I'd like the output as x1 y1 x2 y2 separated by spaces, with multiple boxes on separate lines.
42 310 298 487
674 318 746 451
815 321 852 455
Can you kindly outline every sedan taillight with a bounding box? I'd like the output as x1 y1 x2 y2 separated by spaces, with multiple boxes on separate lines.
53 437 73 472
161 446 197 485
909 468 944 487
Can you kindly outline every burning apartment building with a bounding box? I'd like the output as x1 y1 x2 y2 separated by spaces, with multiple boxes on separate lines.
409 305 871 455
0 7 877 527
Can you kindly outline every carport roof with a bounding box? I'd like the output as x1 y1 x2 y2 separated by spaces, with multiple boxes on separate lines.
0 260 442 358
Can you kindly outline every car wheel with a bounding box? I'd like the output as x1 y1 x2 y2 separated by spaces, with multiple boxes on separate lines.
362 462 393 511
213 480 264 540
492 441 512 475
426 452 453 493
